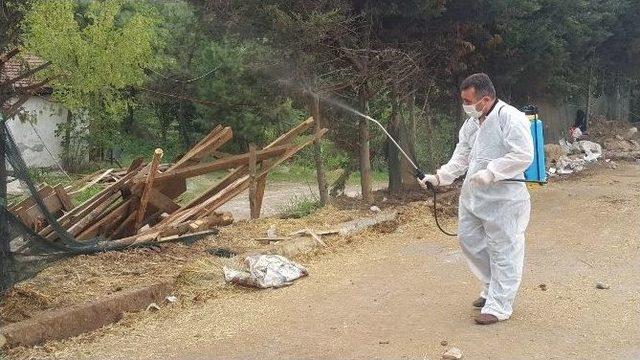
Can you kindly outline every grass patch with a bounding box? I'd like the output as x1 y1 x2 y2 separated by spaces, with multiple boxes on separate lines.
279 195 321 219
71 185 104 206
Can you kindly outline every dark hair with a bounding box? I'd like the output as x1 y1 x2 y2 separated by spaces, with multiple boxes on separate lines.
460 73 496 99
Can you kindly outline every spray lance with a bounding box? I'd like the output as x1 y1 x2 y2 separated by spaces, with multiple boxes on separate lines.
360 114 457 236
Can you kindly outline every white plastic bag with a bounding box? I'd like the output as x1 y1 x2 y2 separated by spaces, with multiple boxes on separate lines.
224 255 308 288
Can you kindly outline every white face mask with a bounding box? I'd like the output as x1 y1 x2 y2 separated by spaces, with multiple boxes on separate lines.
463 99 484 119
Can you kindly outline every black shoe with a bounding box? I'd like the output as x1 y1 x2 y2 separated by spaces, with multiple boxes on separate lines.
472 297 486 308
475 313 499 325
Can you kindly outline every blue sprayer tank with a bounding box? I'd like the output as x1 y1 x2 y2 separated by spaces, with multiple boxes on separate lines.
521 105 547 183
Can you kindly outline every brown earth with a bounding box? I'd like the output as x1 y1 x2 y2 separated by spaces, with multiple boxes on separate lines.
7 162 640 360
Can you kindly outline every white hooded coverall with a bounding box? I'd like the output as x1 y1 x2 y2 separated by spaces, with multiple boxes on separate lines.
437 100 534 320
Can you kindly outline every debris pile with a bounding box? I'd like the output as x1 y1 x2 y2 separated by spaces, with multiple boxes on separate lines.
589 116 640 160
546 116 639 177
9 117 325 246
546 139 602 175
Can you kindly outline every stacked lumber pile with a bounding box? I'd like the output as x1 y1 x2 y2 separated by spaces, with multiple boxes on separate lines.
12 117 326 247
8 184 74 231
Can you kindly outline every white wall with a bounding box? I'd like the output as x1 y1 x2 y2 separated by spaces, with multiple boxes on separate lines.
6 96 67 168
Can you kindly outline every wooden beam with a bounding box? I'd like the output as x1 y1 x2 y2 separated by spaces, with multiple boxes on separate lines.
248 144 258 219
68 169 113 195
9 185 54 213
269 117 315 148
76 199 132 240
132 185 180 214
168 126 231 171
106 123 320 242
127 157 145 173
182 118 315 209
53 184 74 212
110 211 137 239
152 145 289 183
134 148 163 230
37 164 143 238
23 193 64 230
191 128 329 222
63 192 121 238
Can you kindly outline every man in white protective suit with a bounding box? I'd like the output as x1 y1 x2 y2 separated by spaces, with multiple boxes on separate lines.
419 73 534 325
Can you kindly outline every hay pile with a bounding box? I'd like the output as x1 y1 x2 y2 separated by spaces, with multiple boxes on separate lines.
0 205 367 324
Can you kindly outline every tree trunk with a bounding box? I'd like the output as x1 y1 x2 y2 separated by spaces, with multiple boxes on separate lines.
425 110 436 172
311 94 328 206
408 95 417 154
400 98 418 189
387 97 402 194
358 89 373 204
585 56 595 131
399 121 418 190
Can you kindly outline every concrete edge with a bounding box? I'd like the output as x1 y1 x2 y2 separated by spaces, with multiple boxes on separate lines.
1 279 174 348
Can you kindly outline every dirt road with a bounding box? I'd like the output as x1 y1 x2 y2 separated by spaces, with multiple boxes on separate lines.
217 181 385 219
21 164 640 359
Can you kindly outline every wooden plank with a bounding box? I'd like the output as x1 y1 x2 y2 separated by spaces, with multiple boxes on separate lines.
127 157 145 173
23 193 64 230
172 127 326 225
195 128 329 220
129 184 180 214
157 175 248 228
134 148 163 230
181 118 315 209
10 185 54 214
156 230 216 243
156 176 187 200
170 125 223 165
53 184 74 212
37 165 143 239
110 211 137 239
68 169 113 195
76 199 132 240
63 192 121 238
168 126 232 171
268 117 315 148
168 128 328 226
248 144 258 219
153 145 289 183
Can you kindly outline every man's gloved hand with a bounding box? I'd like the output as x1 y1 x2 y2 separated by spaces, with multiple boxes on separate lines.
418 174 439 190
469 169 495 186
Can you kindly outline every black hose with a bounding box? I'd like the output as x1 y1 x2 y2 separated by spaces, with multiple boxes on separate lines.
426 183 457 237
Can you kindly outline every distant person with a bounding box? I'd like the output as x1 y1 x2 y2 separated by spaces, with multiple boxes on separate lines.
574 109 587 134
419 73 534 325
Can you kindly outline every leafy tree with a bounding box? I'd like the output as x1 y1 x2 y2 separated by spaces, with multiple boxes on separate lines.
22 0 162 155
